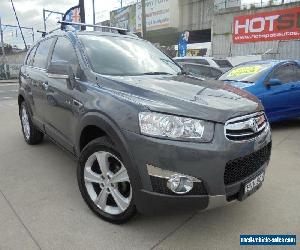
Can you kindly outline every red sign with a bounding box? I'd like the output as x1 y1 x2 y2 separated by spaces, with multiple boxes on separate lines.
233 7 300 43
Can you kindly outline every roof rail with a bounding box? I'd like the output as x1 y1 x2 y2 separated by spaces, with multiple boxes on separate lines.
37 27 61 38
58 21 128 35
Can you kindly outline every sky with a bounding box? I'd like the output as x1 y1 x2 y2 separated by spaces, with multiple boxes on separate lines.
0 0 136 48
0 0 299 48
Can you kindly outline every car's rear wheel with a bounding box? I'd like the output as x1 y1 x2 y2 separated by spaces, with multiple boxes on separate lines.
77 137 136 223
19 101 44 145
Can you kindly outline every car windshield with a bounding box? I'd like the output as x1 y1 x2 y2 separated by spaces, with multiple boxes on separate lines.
79 34 182 76
219 63 272 82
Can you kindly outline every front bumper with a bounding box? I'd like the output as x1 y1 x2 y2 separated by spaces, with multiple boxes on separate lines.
122 122 271 214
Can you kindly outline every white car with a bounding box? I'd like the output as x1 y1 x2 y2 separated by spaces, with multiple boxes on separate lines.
173 56 232 72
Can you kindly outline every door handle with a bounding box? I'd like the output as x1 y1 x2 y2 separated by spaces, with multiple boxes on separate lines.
72 99 83 108
42 82 48 90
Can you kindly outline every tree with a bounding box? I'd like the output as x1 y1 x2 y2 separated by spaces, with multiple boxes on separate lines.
0 43 13 55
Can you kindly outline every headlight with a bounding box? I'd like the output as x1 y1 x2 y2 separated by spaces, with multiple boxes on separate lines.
139 112 214 142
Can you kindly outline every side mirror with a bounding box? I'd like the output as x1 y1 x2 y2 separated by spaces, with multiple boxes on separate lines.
267 78 282 87
47 60 73 80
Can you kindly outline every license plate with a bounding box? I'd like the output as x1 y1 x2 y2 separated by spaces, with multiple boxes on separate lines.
244 172 264 194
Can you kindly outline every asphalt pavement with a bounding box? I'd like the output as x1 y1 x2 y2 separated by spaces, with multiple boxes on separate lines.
0 79 18 102
0 80 299 250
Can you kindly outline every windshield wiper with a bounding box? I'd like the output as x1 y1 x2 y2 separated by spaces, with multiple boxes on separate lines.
142 72 173 75
177 70 188 75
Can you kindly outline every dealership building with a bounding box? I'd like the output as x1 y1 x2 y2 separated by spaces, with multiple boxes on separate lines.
104 0 300 60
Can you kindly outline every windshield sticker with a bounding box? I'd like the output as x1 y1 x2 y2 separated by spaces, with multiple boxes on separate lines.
228 65 263 77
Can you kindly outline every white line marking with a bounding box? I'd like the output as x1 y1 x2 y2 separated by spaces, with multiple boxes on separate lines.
0 90 18 93
1 97 13 99
0 83 18 86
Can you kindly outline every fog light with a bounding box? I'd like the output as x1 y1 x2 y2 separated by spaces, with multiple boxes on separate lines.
167 174 194 194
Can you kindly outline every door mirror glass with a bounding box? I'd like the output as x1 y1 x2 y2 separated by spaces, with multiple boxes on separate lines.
47 60 72 79
268 78 282 86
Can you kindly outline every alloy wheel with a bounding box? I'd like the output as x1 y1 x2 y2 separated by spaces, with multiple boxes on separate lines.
21 105 30 140
84 151 132 215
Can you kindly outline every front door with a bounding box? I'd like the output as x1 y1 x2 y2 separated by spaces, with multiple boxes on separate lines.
260 63 300 121
43 36 82 151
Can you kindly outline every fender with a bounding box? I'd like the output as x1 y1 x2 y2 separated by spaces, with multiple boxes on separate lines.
18 88 33 116
76 111 143 191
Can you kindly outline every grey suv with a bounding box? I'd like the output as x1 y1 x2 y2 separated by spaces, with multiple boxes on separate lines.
18 28 272 223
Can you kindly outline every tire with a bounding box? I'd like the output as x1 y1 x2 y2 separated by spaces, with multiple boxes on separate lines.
77 137 136 224
19 101 44 145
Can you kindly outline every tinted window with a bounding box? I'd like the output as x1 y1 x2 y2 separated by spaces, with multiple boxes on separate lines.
183 64 200 76
25 46 37 66
270 64 300 83
213 59 233 68
33 38 54 69
184 64 211 77
211 68 223 78
176 59 209 66
51 37 79 73
79 35 181 76
196 65 211 76
294 65 300 82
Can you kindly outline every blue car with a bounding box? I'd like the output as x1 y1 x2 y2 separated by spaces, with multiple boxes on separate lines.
219 60 300 123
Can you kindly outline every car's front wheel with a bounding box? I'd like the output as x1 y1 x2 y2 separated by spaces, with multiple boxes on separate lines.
77 137 136 223
19 101 44 145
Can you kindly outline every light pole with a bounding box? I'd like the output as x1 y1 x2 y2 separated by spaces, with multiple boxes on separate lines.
79 0 86 30
92 0 95 25
10 0 27 50
141 0 146 39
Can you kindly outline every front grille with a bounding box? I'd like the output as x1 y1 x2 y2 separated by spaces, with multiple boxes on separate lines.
150 176 207 196
224 143 272 185
225 112 268 141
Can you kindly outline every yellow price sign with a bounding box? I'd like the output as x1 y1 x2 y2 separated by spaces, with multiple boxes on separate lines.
228 66 262 77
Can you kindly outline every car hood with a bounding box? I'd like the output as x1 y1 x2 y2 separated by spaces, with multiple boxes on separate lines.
100 75 262 123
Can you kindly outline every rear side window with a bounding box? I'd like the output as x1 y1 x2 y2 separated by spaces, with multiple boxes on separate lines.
33 38 54 69
213 59 233 68
25 46 37 66
210 68 222 78
197 65 211 76
51 37 79 73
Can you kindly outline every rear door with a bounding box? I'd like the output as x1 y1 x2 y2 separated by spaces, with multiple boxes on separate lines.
29 38 55 126
261 63 300 120
20 45 38 113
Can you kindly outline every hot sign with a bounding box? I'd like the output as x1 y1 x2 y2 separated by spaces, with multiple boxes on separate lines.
233 7 300 43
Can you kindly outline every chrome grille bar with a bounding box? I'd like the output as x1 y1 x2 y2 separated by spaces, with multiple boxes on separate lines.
225 112 268 142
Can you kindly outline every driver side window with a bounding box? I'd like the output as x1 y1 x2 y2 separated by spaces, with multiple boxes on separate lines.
269 64 299 84
51 37 80 76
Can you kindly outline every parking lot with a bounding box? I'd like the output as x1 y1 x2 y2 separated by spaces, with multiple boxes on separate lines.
0 80 299 250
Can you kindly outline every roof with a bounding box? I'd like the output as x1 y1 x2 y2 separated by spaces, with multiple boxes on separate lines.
239 59 298 66
174 56 215 60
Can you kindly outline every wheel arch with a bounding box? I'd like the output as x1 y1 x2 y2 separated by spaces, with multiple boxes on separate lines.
76 112 142 191
18 94 25 107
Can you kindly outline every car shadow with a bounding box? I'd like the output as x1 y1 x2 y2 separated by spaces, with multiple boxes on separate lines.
270 118 300 131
